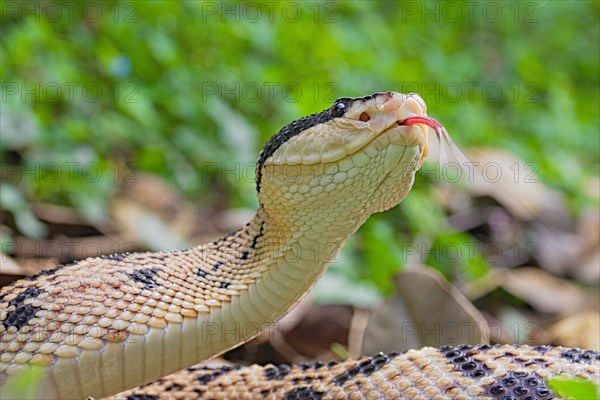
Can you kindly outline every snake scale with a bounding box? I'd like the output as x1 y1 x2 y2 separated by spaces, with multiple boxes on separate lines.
1 92 598 399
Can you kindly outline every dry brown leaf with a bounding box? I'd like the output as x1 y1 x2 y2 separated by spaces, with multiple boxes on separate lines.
30 202 89 226
119 172 184 217
548 310 600 350
0 254 58 286
462 267 507 300
465 149 567 221
527 221 582 276
570 206 600 283
117 172 217 240
111 198 189 251
585 176 600 200
574 248 600 284
284 304 353 360
502 267 586 315
13 234 138 263
363 266 488 355
0 253 25 275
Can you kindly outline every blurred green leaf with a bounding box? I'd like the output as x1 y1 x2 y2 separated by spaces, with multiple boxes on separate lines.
426 232 490 282
547 376 600 400
361 217 405 294
0 183 47 238
0 365 45 399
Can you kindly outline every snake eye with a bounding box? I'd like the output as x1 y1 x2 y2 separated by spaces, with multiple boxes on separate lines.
331 98 351 117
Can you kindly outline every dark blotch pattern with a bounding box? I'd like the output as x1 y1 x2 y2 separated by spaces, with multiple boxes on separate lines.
300 360 326 372
250 222 265 249
125 395 159 400
264 364 291 381
559 348 600 364
485 370 553 399
283 386 325 400
2 287 43 330
195 365 241 385
147 253 167 261
165 383 184 392
440 344 492 379
100 252 132 262
128 268 159 289
332 352 398 386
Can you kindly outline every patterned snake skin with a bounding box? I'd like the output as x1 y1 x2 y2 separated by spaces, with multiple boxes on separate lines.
111 345 599 400
1 92 598 399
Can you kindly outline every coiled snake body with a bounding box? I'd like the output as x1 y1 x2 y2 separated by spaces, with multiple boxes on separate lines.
1 92 598 399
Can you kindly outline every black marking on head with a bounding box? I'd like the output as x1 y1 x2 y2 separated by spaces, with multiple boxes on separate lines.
100 252 131 262
283 386 325 400
330 97 352 117
255 92 395 192
129 268 159 289
440 344 495 379
2 287 43 330
264 364 291 381
125 395 159 400
559 348 600 364
484 370 554 399
195 365 241 385
255 106 335 192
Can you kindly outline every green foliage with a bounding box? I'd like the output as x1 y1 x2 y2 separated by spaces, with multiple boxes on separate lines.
360 216 406 294
426 231 490 282
0 365 45 399
547 376 600 400
1 1 598 296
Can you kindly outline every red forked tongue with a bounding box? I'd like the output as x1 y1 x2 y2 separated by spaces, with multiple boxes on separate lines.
399 116 448 141
399 116 475 178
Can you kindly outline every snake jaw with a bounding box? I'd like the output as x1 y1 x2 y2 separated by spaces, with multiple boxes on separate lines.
267 92 431 167
398 115 475 177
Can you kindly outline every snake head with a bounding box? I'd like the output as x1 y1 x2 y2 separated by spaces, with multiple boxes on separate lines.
256 92 443 226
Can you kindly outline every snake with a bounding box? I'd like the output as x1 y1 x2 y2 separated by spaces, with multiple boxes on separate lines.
0 92 598 399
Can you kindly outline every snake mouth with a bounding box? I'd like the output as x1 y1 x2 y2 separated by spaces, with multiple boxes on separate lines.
264 92 468 169
397 115 472 169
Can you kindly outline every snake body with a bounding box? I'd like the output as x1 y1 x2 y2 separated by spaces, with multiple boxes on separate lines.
112 345 599 400
1 92 598 399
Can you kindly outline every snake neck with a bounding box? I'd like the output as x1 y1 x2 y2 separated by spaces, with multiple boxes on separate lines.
189 205 368 355
209 205 367 299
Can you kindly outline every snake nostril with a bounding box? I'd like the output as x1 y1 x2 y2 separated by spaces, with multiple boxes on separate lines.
359 112 370 122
